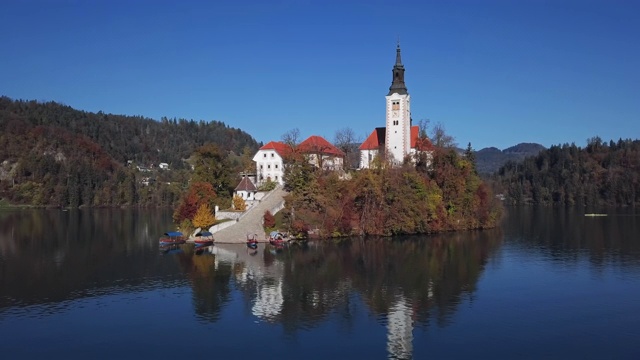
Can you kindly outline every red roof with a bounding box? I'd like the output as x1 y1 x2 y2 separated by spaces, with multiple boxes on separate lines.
359 126 433 151
359 127 385 150
411 125 434 151
259 141 292 157
298 135 345 157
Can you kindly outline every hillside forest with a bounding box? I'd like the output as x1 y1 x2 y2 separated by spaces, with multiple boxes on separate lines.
493 137 640 207
0 97 260 208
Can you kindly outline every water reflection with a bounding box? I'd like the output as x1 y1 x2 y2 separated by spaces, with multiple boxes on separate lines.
503 207 640 270
0 208 180 308
207 230 503 359
2 208 639 359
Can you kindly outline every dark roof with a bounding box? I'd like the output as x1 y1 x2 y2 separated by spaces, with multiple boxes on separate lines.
235 176 257 192
388 44 408 95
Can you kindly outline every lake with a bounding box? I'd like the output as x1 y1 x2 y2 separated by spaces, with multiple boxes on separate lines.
1 207 639 359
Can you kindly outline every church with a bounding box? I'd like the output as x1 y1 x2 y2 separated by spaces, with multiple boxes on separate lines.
359 44 432 168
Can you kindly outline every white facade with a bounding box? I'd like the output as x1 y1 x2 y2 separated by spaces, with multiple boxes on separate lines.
252 148 285 186
236 189 255 201
385 93 411 165
307 153 344 171
360 148 378 169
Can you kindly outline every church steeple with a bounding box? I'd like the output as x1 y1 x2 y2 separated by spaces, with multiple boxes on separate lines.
388 42 408 95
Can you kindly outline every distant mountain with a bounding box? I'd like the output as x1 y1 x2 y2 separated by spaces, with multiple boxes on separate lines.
475 143 546 174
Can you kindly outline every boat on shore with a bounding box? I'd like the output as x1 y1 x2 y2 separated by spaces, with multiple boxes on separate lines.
194 231 215 246
246 233 259 249
159 231 186 246
268 231 289 246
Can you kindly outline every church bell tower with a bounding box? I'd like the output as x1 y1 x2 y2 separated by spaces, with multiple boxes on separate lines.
385 42 411 165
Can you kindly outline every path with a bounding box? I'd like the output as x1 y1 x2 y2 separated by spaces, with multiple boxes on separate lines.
212 186 287 243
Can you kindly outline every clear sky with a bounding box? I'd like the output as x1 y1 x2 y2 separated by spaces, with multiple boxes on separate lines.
1 0 638 150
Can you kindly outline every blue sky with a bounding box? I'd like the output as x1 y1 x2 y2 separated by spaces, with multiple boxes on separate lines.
1 0 638 150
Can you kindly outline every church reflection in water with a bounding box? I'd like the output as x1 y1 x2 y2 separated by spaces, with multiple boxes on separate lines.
177 229 503 358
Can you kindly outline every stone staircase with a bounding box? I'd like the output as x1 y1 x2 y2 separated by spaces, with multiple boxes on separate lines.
212 186 288 243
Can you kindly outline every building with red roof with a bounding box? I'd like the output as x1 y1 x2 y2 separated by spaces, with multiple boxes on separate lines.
359 44 433 169
253 136 344 186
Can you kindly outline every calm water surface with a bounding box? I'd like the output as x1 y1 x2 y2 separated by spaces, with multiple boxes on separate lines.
1 207 639 359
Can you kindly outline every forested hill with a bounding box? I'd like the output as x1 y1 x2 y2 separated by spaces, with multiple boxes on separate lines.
0 96 260 207
0 97 259 167
493 138 640 207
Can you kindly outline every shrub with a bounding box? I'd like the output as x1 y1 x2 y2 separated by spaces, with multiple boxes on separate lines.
263 210 275 228
233 194 247 211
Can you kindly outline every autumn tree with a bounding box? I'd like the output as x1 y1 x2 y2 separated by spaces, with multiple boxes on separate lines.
192 203 216 229
263 210 276 229
173 181 217 223
233 194 247 211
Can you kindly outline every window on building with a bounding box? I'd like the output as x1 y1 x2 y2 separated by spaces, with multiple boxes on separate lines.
275 176 278 180
260 165 263 169
392 101 400 110
275 164 278 169
263 154 266 158
271 153 274 157
268 165 271 169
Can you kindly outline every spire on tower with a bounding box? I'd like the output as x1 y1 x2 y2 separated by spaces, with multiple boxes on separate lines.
388 42 408 95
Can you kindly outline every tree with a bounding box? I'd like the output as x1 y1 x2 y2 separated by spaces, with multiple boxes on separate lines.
173 181 217 223
430 121 456 148
192 203 216 229
192 144 234 203
334 127 361 170
233 194 247 211
281 128 301 148
239 145 255 173
263 210 276 229
464 142 477 174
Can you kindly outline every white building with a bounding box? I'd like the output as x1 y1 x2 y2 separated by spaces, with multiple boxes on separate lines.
234 175 258 201
253 141 289 186
360 44 433 168
253 136 344 187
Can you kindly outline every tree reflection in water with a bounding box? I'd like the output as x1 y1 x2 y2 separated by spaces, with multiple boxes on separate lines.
186 229 503 358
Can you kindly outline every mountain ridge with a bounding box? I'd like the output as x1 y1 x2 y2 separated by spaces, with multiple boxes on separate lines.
475 143 546 174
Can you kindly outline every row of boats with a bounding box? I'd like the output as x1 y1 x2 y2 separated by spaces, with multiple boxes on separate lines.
159 230 296 249
159 231 215 247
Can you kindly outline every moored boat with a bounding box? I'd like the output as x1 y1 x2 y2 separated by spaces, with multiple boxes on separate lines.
268 231 289 246
246 233 259 249
159 231 186 246
194 231 215 246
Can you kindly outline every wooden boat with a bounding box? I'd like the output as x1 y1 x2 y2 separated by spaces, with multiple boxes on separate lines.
246 233 259 249
194 231 215 246
159 231 186 246
268 231 289 246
